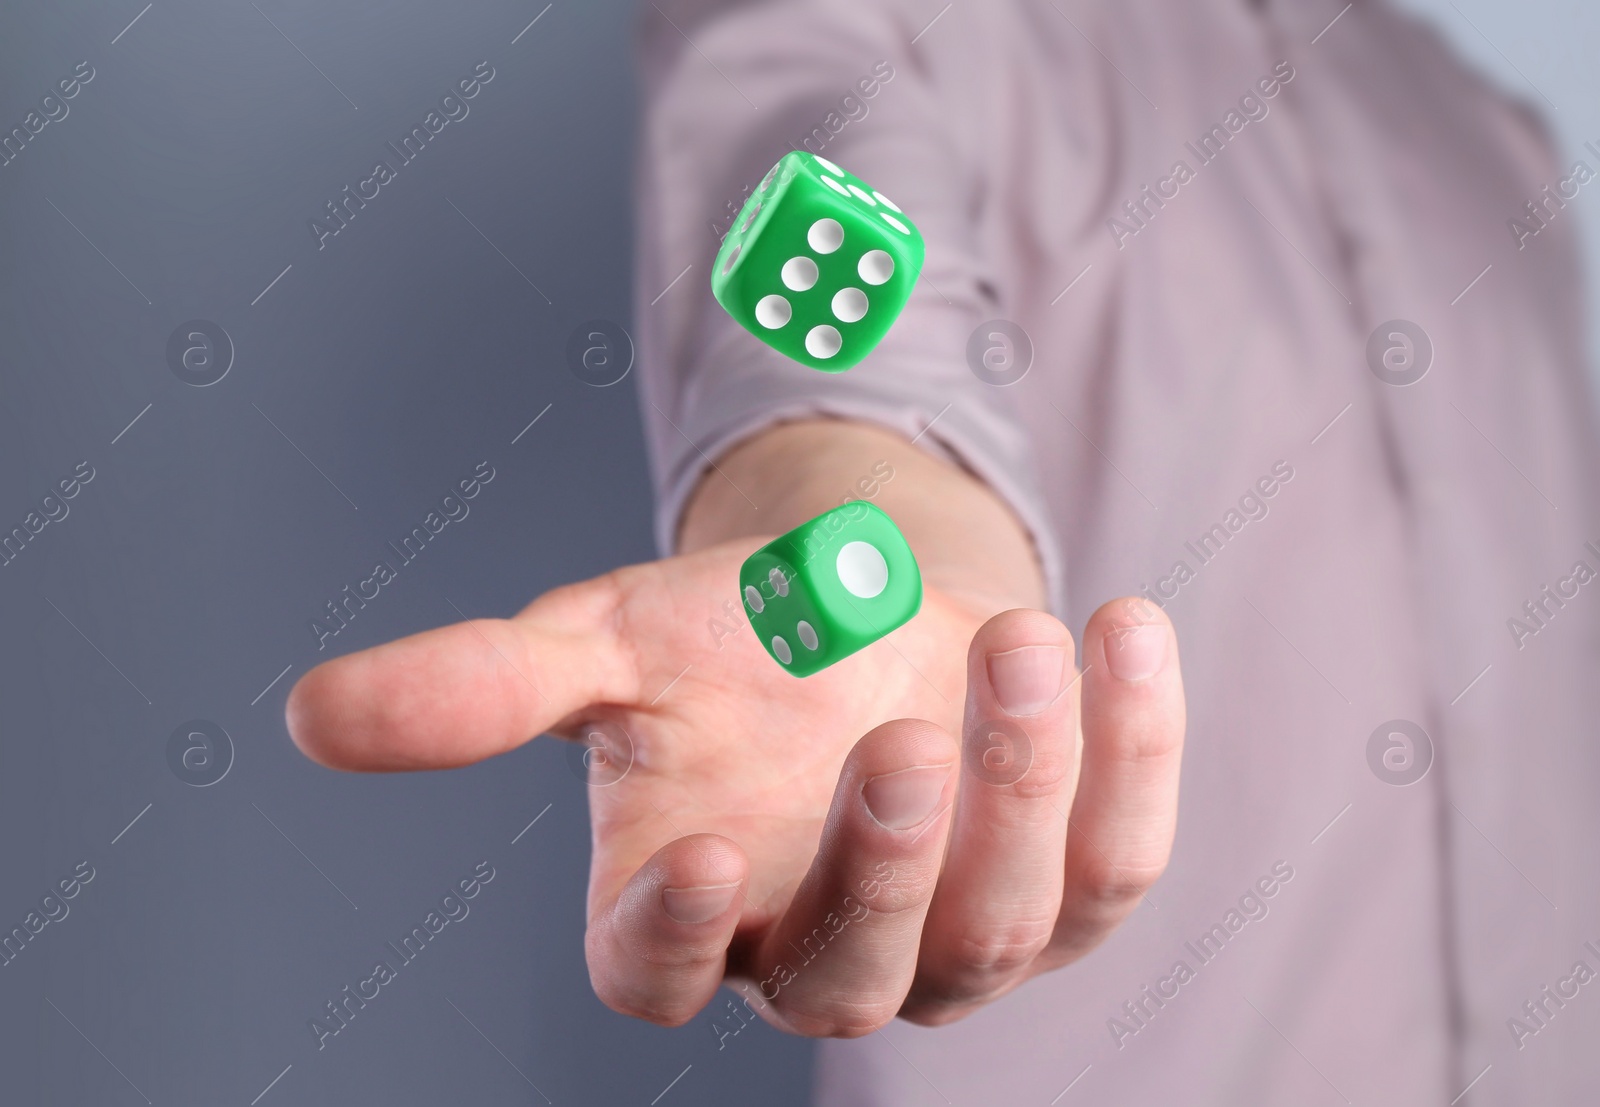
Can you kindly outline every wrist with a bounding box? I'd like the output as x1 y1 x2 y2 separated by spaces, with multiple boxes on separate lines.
678 419 1047 614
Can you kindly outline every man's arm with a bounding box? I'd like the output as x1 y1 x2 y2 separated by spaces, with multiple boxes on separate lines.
679 419 1048 617
286 411 1184 1033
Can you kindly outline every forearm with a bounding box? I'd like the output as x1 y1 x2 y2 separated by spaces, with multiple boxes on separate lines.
677 419 1046 617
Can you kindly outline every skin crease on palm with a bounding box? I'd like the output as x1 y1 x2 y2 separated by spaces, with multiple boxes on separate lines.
285 419 1186 1037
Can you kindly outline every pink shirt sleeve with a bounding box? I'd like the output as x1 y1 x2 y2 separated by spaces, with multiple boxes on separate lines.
631 0 1067 610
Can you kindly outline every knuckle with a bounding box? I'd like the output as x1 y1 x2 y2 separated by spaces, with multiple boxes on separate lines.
946 919 1053 979
904 920 1052 1012
1113 723 1184 766
779 998 898 1039
1075 851 1168 908
852 871 936 919
1084 703 1184 769
1002 748 1074 799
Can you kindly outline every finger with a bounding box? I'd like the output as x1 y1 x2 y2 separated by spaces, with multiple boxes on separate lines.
905 609 1078 1022
751 719 957 1038
1048 597 1185 961
285 575 639 771
586 833 749 1027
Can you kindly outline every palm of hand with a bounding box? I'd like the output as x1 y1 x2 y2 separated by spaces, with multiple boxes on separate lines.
569 543 980 960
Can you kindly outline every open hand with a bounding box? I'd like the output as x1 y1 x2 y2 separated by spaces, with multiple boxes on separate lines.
286 539 1184 1034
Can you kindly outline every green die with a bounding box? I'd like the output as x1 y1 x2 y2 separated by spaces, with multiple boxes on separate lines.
711 151 925 372
740 501 923 676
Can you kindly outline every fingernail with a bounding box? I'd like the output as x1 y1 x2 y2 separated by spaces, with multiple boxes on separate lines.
862 765 950 830
1104 623 1168 682
662 883 740 924
987 645 1067 716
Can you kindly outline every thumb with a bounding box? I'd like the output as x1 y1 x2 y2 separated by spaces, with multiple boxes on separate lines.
286 578 640 771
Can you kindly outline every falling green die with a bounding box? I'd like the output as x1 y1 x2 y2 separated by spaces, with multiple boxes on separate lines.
740 502 923 676
712 151 925 372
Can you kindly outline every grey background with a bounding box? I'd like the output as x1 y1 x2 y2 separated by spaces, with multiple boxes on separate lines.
0 1 811 1104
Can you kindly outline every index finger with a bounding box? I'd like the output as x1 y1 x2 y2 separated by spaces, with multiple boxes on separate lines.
285 575 640 771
